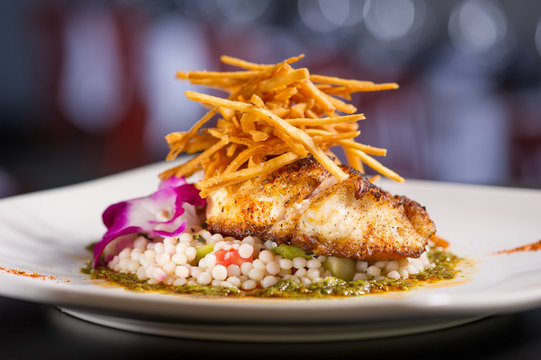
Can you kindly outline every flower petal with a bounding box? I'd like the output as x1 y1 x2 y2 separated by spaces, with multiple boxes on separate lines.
92 177 204 267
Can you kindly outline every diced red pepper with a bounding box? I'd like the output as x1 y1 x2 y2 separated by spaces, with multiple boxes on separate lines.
215 248 253 267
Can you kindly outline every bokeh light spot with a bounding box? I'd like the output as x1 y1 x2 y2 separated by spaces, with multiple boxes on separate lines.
364 0 416 42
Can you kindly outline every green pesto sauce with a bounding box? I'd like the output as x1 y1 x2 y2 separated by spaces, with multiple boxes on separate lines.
82 248 461 298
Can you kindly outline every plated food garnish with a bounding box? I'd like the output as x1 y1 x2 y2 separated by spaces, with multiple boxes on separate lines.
86 55 461 297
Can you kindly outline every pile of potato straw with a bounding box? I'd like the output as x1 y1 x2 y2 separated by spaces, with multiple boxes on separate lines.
160 54 403 197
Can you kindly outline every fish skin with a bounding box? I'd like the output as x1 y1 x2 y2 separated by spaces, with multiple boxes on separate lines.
206 157 328 239
206 157 435 260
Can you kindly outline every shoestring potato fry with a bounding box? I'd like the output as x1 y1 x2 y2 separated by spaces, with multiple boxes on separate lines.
160 54 403 197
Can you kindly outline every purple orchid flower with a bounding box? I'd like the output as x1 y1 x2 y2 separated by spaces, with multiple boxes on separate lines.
92 176 205 267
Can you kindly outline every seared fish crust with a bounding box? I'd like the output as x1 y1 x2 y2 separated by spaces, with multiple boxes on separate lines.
206 157 436 260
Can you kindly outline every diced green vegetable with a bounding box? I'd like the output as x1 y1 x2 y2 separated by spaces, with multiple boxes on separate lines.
272 244 312 260
193 234 206 242
322 256 356 281
195 243 215 263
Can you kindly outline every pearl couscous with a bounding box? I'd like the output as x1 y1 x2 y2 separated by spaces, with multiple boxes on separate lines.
106 229 433 292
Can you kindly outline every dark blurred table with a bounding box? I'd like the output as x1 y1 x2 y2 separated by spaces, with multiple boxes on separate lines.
2 295 541 360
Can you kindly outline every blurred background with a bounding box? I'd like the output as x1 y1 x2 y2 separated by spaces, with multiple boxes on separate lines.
1 0 540 199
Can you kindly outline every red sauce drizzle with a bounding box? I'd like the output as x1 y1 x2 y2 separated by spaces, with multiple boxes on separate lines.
496 239 541 255
0 266 63 281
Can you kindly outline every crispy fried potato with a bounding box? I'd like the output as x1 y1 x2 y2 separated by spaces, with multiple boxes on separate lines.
163 54 402 196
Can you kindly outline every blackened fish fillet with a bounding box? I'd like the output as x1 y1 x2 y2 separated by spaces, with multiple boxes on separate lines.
206 157 435 260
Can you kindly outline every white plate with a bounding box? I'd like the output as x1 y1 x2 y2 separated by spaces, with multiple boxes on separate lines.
58 308 484 342
1 160 540 341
